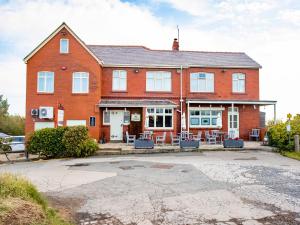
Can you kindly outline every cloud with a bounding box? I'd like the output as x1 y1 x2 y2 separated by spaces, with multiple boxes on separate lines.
279 9 300 25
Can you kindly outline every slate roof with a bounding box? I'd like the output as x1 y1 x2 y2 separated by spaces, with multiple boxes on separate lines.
99 99 178 107
88 45 261 68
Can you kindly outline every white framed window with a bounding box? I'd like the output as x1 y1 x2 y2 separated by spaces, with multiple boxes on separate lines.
145 108 173 129
72 72 89 93
60 39 69 53
232 73 245 93
103 111 110 125
190 72 214 92
189 109 222 128
37 71 54 93
66 120 86 126
112 70 127 91
146 71 171 92
34 122 55 131
123 111 130 125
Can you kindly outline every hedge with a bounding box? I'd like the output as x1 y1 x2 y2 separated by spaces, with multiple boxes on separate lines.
268 114 300 150
26 126 98 158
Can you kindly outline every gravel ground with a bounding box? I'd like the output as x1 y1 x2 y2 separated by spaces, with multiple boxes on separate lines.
0 151 299 225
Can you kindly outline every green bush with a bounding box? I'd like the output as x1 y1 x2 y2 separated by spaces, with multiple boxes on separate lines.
78 139 98 157
26 127 68 158
62 126 89 157
26 126 98 158
268 114 300 150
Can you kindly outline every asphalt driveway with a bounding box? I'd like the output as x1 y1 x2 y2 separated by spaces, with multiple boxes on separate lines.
0 151 299 225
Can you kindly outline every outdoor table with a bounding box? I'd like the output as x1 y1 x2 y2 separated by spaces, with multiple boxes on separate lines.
178 132 193 140
139 132 153 140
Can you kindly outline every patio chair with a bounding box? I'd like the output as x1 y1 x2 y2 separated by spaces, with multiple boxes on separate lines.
170 132 180 146
126 131 136 145
143 131 153 140
180 131 192 141
156 132 166 145
193 131 205 143
249 129 260 141
205 131 217 144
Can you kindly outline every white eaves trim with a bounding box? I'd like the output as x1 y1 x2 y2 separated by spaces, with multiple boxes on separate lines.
187 100 277 105
23 22 103 65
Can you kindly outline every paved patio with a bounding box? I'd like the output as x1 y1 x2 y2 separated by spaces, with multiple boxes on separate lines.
0 151 299 225
98 141 276 155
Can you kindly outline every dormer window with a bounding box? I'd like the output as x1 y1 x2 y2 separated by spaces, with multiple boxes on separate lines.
60 39 69 53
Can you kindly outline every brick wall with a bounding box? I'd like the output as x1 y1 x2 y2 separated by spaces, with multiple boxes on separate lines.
25 27 102 140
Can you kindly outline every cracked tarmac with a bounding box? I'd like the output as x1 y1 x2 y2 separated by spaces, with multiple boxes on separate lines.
0 151 299 225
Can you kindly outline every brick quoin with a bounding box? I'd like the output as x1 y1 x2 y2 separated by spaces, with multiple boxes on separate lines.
25 23 266 143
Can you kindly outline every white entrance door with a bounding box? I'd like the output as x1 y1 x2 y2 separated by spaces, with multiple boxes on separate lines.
110 111 124 141
228 107 239 138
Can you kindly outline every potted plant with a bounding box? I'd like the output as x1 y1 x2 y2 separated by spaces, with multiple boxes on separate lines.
180 138 199 149
134 137 154 149
223 137 244 148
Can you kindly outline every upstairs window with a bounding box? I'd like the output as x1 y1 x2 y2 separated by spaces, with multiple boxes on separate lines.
72 72 89 93
60 39 69 53
232 73 245 93
190 72 214 92
146 71 171 92
37 71 54 93
112 70 127 91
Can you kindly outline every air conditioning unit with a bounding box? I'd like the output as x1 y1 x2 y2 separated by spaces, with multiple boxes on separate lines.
39 107 54 119
31 109 39 117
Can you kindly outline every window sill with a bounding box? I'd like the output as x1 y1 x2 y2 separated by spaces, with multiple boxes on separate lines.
112 90 128 93
37 92 54 95
190 92 215 94
71 93 89 96
190 126 222 129
231 92 247 95
145 127 173 130
145 91 172 93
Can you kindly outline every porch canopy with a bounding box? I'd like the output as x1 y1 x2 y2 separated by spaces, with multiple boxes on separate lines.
186 99 277 106
185 99 277 132
99 99 178 108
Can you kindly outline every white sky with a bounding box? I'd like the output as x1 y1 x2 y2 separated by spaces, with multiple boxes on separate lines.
0 0 299 121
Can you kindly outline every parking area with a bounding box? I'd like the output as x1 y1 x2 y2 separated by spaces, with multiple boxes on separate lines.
0 151 299 225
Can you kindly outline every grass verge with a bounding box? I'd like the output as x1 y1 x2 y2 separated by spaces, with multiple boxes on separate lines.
280 151 300 161
0 173 73 225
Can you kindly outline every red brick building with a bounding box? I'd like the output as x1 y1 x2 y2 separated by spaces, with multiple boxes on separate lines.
24 23 276 142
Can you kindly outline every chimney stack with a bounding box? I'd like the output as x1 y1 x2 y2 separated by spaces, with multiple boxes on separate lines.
172 38 179 51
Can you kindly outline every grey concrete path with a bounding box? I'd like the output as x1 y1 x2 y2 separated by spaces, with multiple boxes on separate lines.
0 151 299 225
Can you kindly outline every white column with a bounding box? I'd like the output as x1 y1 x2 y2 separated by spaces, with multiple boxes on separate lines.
231 103 234 138
187 101 190 133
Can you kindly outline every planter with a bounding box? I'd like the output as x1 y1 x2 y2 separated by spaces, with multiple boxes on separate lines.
180 140 199 149
223 139 244 148
134 139 154 149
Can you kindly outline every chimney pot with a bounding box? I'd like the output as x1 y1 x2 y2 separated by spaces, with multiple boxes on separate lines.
172 38 179 51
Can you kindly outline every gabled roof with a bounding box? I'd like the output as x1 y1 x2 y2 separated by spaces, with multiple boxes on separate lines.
24 22 261 69
23 22 102 64
88 45 261 69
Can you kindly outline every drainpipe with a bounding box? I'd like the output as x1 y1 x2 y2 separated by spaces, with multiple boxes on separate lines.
180 65 183 133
